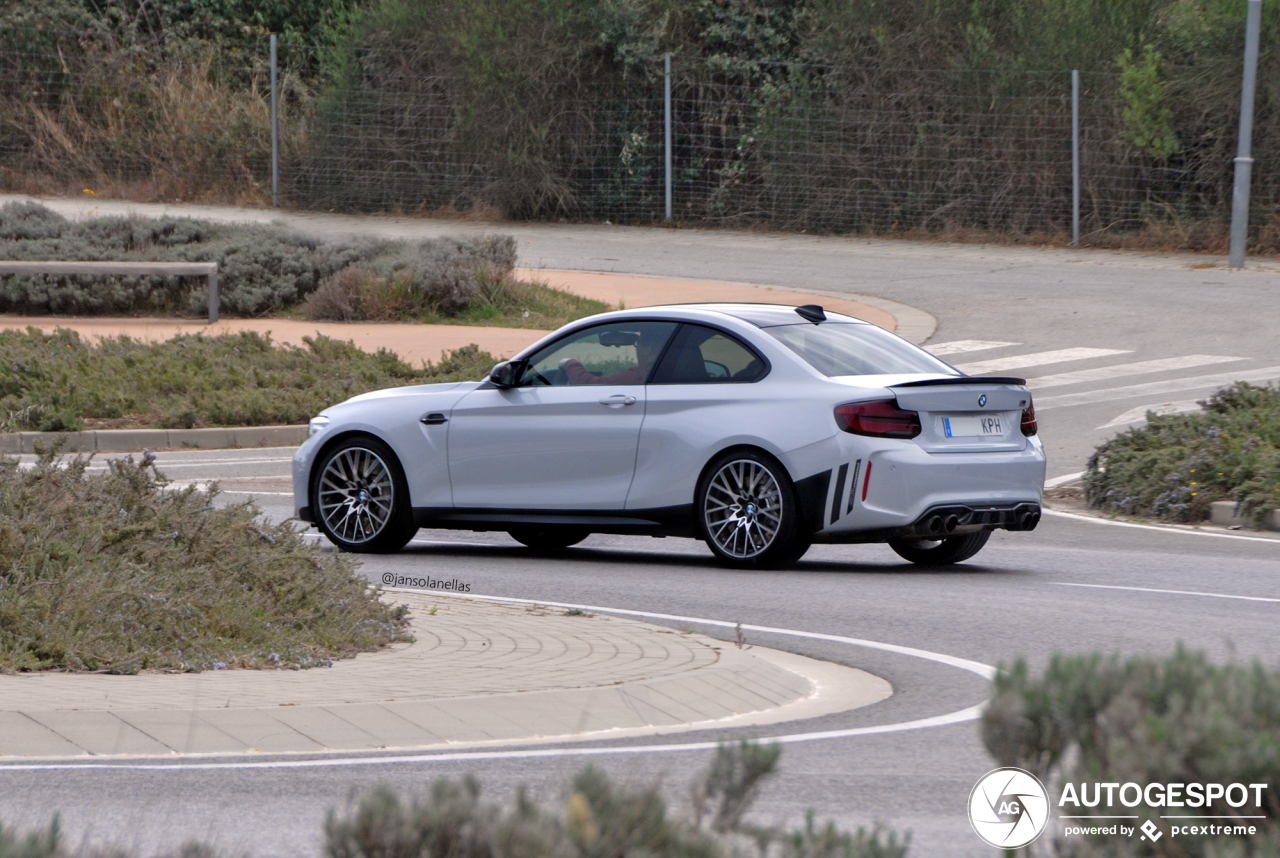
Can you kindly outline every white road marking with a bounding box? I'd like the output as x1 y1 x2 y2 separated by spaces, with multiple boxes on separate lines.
956 348 1130 375
1036 365 1280 410
1028 355 1245 389
409 537 519 548
0 597 995 771
926 340 1020 356
0 706 986 772
1053 582 1280 604
1044 471 1085 488
1096 400 1202 429
142 456 295 467
30 456 295 471
1041 508 1280 544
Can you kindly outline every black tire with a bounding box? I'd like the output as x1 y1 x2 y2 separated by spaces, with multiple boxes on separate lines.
696 449 808 570
508 528 589 551
888 530 991 566
312 436 417 554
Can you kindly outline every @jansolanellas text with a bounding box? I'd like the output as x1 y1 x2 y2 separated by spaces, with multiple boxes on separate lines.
381 573 471 592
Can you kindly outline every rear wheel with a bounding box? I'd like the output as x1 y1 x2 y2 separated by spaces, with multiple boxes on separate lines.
312 436 417 554
697 450 807 570
888 531 991 566
508 528 589 551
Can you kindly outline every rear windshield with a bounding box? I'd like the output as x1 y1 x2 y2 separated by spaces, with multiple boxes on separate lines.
763 323 958 377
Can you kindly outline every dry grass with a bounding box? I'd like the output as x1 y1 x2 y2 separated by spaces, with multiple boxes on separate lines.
0 448 410 673
1 48 309 205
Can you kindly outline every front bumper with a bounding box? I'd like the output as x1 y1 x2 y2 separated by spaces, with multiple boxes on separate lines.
292 432 323 523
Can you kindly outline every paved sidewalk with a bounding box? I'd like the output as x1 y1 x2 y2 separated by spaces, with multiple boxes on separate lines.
0 594 891 759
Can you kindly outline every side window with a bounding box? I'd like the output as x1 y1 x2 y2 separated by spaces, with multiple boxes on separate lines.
650 325 768 384
519 321 678 386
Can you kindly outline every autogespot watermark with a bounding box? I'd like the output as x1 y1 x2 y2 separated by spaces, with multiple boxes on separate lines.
969 768 1051 849
380 572 471 592
968 768 1270 849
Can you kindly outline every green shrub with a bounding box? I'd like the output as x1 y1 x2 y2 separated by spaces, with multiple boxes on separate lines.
0 328 497 431
983 648 1280 857
0 817 59 858
325 742 909 858
304 233 538 320
0 203 540 318
0 448 411 673
1086 382 1280 525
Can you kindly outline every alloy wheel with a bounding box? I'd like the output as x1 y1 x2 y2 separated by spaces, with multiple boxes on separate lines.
703 459 784 559
318 446 395 544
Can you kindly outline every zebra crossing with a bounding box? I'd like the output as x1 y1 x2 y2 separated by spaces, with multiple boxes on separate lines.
927 340 1278 431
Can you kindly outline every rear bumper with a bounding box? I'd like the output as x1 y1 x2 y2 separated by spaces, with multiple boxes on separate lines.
809 434 1045 539
815 501 1040 544
910 502 1041 534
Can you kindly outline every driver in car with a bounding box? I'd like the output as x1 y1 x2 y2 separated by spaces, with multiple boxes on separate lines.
560 332 662 385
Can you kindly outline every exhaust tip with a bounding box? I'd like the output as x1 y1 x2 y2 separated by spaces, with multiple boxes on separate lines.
1015 510 1041 531
943 514 959 533
926 515 943 534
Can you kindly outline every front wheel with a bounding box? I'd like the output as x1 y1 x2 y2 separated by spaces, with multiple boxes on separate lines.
697 450 807 570
312 436 417 553
888 530 991 566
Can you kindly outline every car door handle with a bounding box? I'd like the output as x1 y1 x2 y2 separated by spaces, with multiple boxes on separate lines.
598 395 637 407
420 412 449 425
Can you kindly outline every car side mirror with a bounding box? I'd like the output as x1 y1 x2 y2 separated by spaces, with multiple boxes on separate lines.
489 360 526 388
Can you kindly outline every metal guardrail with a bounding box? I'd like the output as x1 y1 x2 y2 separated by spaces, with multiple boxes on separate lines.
0 261 219 323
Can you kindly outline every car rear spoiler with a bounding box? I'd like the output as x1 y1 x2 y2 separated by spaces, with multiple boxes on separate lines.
889 375 1026 388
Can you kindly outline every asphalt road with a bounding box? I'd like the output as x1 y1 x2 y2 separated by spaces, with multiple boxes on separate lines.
3 222 1279 857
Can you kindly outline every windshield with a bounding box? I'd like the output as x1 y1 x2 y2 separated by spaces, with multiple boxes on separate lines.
763 323 959 377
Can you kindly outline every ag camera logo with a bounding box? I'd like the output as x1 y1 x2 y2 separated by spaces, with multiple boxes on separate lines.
969 767 1050 849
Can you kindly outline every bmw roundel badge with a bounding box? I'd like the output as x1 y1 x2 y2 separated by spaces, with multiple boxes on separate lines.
978 394 988 407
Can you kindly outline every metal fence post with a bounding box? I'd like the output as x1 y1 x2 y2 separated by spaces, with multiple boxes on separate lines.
270 33 279 208
1072 69 1080 246
664 54 672 221
207 270 218 324
1229 0 1262 269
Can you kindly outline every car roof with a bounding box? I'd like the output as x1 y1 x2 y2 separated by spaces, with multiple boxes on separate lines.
620 303 869 328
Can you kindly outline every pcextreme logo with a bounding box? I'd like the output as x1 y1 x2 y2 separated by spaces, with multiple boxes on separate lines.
968 767 1050 849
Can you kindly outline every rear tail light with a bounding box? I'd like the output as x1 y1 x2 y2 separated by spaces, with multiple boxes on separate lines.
835 401 921 438
1021 402 1038 436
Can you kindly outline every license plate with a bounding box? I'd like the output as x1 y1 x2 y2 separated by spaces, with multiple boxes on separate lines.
943 415 1004 437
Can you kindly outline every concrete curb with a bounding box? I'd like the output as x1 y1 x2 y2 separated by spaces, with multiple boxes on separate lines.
1209 500 1280 532
0 594 892 759
0 425 306 454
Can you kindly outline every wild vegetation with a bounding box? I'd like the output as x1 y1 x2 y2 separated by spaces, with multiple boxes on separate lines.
0 447 409 673
2 743 908 857
3 1 1279 248
1085 382 1280 525
0 328 496 432
0 202 607 323
983 647 1280 856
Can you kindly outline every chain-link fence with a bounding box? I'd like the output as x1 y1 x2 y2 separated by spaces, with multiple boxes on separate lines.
0 40 1259 246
